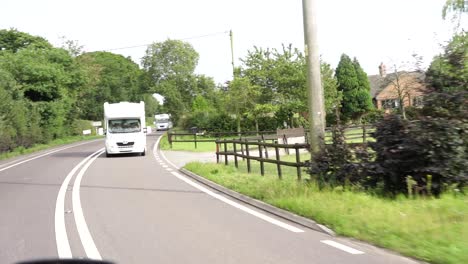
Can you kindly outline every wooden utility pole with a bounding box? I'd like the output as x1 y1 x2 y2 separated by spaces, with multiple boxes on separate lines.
230 29 235 77
302 0 325 155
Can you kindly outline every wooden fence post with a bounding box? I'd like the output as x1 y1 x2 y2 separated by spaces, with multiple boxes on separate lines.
240 136 245 161
258 141 264 176
362 124 367 143
295 144 302 181
261 134 269 158
233 140 238 168
168 132 173 149
215 139 219 163
275 146 282 179
245 139 251 173
224 139 228 165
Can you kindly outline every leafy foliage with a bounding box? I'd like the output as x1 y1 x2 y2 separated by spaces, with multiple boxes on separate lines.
335 54 374 122
426 31 467 93
0 28 52 52
0 29 148 153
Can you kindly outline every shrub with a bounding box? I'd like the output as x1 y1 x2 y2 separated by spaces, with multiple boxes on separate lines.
70 119 94 136
308 125 371 188
369 115 467 196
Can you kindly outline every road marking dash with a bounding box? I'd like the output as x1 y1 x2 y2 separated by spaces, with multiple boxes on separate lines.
321 240 364 254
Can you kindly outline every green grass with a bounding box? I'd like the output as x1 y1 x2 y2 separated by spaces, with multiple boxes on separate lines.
159 133 238 152
184 159 468 264
0 135 103 161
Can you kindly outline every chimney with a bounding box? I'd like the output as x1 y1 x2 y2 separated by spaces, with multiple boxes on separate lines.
379 62 387 77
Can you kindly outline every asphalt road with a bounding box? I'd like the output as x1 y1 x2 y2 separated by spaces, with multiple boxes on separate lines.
0 133 421 264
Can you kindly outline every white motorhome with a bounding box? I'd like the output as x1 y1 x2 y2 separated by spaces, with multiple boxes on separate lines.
104 101 146 157
154 113 173 131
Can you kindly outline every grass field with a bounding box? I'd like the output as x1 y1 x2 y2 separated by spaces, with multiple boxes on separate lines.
184 158 467 264
0 135 103 161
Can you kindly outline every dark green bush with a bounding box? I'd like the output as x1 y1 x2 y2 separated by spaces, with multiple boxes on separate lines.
369 114 467 196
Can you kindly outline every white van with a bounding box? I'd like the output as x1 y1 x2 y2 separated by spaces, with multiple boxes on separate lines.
104 101 146 157
154 113 173 131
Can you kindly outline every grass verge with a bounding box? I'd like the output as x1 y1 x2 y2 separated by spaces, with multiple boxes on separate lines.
0 135 103 161
184 159 467 264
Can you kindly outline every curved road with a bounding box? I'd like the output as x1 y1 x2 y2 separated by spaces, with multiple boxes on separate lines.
0 133 420 264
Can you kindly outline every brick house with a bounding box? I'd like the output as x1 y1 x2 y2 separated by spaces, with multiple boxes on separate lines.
368 63 430 112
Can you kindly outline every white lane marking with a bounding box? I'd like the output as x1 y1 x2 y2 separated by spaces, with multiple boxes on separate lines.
166 168 173 172
171 171 304 233
55 148 103 258
153 140 178 169
72 149 105 260
162 165 169 168
153 137 303 233
0 141 99 173
321 240 364 255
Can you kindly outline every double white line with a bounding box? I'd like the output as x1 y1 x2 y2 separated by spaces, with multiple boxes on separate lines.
55 148 105 259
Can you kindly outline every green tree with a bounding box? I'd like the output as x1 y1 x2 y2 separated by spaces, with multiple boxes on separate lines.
426 31 467 93
442 0 467 20
141 39 202 124
321 61 341 125
142 39 199 83
225 77 261 133
240 45 341 127
0 44 82 141
246 104 278 133
0 28 52 52
335 54 373 122
76 51 143 120
240 44 306 104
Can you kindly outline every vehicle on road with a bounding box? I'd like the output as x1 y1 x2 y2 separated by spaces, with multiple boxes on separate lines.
154 113 173 131
104 101 147 157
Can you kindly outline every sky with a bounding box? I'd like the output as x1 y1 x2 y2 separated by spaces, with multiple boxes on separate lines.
0 0 458 84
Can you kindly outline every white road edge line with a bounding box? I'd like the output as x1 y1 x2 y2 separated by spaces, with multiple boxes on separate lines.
154 137 304 233
55 148 103 258
72 149 105 260
320 240 364 255
0 141 98 172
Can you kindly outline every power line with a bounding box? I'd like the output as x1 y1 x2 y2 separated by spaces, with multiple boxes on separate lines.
103 30 229 52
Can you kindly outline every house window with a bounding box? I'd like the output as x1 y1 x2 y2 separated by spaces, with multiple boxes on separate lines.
382 99 399 109
412 96 423 107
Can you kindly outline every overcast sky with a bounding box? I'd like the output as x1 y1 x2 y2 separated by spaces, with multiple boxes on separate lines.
0 0 457 84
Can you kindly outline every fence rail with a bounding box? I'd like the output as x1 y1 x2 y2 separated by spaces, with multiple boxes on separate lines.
168 130 277 149
168 124 374 149
216 139 309 180
168 124 374 178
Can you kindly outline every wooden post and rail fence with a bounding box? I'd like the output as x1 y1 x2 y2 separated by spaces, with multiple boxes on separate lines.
167 124 374 179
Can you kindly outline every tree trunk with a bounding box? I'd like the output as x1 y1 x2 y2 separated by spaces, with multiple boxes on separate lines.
255 118 259 136
400 103 407 120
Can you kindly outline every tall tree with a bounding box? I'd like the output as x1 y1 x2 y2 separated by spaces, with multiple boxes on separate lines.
142 39 199 84
426 31 467 93
0 29 52 52
141 39 201 123
442 0 467 20
76 51 143 120
335 54 373 122
321 61 341 125
225 77 260 133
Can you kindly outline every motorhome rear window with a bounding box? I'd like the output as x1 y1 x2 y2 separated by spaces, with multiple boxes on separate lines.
108 119 141 133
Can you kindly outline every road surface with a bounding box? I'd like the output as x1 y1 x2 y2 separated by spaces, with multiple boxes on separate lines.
0 133 421 264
